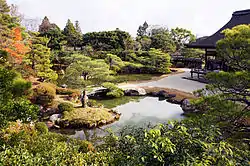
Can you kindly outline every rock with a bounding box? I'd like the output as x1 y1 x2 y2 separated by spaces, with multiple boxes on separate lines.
88 88 109 99
181 99 196 113
167 94 176 99
151 92 158 97
157 90 168 98
49 114 62 122
125 88 146 96
167 98 181 105
61 84 67 88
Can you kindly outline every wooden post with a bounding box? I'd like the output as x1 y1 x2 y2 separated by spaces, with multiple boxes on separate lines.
204 48 208 70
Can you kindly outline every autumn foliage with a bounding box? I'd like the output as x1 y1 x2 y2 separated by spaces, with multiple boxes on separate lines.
1 27 30 63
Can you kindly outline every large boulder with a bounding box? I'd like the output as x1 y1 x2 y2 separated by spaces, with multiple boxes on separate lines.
88 88 109 99
181 99 196 113
124 88 146 96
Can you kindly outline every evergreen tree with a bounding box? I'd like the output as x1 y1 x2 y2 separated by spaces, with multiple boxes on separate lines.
74 20 83 49
38 16 65 50
137 21 149 37
63 19 78 50
65 57 111 107
27 33 58 81
38 16 52 34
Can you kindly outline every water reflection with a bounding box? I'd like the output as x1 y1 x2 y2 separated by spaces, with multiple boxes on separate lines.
53 97 184 140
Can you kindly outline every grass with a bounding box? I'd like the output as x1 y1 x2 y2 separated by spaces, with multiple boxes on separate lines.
62 107 115 127
114 74 157 83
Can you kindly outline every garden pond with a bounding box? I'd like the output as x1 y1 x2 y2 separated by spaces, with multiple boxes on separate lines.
52 96 184 140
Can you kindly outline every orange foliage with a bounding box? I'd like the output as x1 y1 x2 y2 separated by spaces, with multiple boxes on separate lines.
1 27 30 63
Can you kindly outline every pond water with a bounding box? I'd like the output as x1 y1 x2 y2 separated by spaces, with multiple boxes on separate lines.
53 97 184 140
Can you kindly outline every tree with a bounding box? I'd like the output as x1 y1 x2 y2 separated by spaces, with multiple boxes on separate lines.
170 27 196 53
149 27 176 53
105 54 124 72
63 19 78 50
136 36 152 51
83 30 133 51
64 57 111 107
39 16 65 50
27 33 58 81
137 21 149 37
75 20 83 49
1 27 30 65
39 16 53 34
148 48 171 73
205 24 250 119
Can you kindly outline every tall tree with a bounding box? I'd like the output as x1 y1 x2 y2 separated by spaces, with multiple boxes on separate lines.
64 57 111 107
63 19 78 50
149 27 176 53
38 16 65 50
27 33 58 81
38 16 52 34
74 20 83 49
137 21 149 37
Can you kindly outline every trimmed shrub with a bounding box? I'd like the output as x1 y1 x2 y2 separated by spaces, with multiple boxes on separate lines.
87 100 103 108
32 83 56 106
102 82 124 98
35 122 48 134
56 87 80 95
58 102 74 113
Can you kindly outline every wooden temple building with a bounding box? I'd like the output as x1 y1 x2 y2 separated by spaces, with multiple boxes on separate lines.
186 9 250 78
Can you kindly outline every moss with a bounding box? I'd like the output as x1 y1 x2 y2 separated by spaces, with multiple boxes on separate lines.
61 107 120 129
58 102 74 113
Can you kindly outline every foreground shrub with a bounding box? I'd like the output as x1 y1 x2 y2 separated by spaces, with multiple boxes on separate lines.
0 122 94 165
32 83 56 106
58 102 74 113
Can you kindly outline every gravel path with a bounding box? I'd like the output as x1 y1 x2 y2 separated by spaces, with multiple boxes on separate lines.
119 68 206 93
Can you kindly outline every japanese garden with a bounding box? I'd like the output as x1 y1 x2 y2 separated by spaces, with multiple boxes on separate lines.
0 0 249 165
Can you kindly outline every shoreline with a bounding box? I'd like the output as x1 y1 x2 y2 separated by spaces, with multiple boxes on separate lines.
118 68 185 87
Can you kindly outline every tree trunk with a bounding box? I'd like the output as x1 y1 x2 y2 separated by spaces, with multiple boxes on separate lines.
81 89 88 108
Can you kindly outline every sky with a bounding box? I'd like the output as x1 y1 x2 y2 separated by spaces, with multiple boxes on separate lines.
6 0 250 37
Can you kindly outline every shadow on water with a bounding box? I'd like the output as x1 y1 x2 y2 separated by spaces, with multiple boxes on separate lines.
52 97 184 141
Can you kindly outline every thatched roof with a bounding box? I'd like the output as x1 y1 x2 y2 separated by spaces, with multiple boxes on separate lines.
187 9 250 49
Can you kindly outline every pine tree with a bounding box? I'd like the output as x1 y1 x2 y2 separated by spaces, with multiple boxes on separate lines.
137 21 149 37
74 20 83 49
27 34 58 81
63 19 78 50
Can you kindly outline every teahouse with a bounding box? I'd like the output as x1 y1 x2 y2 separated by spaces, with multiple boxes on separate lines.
187 9 250 78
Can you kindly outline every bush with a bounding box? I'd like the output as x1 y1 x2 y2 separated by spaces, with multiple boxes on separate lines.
35 122 48 134
87 99 103 108
102 82 124 98
56 87 80 95
32 83 56 106
58 102 74 113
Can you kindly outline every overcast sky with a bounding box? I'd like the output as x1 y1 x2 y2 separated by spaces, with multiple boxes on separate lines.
6 0 250 37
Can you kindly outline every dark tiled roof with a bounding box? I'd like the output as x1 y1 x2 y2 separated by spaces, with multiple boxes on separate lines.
187 9 250 48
